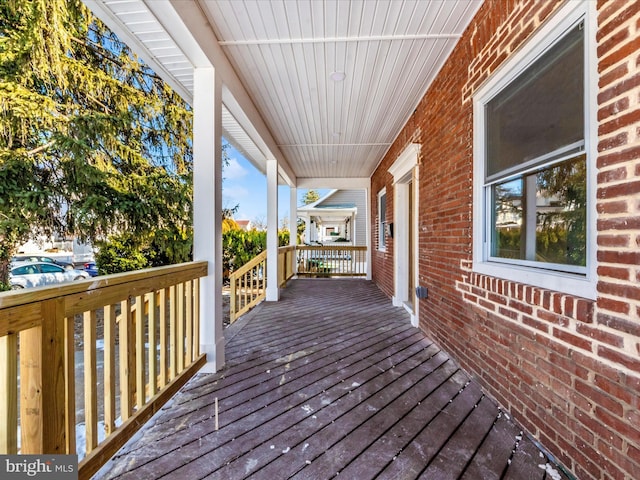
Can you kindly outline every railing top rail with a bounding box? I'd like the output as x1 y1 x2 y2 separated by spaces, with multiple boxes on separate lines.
297 245 367 251
229 251 267 281
0 261 208 336
0 261 208 310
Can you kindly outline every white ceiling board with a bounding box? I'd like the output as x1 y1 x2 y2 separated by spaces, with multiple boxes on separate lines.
200 0 482 179
89 0 482 183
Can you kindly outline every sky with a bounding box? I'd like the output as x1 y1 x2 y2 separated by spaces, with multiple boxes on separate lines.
222 143 328 226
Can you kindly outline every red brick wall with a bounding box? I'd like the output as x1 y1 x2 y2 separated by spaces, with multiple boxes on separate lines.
370 1 640 478
371 174 394 297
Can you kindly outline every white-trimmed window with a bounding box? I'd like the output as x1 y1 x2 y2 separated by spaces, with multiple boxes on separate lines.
378 188 387 251
473 1 596 299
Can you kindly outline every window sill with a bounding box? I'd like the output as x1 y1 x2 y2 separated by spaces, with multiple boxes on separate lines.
472 260 596 300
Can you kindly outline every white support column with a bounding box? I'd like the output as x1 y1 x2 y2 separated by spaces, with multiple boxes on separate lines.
365 184 372 280
290 186 297 275
305 217 311 243
193 66 224 372
266 159 279 301
290 186 297 247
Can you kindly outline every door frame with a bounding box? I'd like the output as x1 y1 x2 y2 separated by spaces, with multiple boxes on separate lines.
389 143 420 327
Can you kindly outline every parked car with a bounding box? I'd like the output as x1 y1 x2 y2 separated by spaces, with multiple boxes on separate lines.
10 262 91 289
83 261 99 277
12 254 74 270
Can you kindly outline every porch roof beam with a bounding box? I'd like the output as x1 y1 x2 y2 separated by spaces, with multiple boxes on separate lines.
297 178 370 190
86 0 295 187
166 0 295 187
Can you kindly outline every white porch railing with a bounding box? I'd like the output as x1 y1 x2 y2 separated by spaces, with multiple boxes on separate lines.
296 245 367 277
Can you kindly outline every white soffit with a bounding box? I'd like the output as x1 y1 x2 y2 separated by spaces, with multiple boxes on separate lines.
87 0 483 183
85 0 275 178
199 0 482 179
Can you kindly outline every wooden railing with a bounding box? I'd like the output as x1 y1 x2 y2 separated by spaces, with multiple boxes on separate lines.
229 251 266 324
0 262 207 479
229 245 366 323
296 245 367 277
278 245 296 287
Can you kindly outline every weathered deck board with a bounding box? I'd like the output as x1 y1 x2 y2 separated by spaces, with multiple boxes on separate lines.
94 279 570 480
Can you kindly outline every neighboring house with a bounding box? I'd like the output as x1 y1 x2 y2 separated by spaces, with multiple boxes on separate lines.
234 219 252 231
297 189 367 246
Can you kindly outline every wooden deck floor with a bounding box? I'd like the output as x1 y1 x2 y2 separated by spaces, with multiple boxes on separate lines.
94 279 570 480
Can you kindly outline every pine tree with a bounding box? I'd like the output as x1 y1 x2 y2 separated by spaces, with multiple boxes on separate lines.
302 189 320 205
0 0 193 288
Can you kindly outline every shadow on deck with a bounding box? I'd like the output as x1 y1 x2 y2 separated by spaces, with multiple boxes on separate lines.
94 279 570 480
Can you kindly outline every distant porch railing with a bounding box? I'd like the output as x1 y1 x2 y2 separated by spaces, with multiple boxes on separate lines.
0 262 207 480
229 246 297 324
296 245 367 277
229 245 367 323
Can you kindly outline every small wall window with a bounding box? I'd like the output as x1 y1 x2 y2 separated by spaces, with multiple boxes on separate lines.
473 1 596 298
378 188 387 251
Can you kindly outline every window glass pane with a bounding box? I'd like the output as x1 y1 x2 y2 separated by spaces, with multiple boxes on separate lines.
491 155 586 267
379 192 387 248
486 24 584 179
40 264 63 273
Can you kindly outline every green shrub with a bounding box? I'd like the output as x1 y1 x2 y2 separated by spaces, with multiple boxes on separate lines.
95 234 149 274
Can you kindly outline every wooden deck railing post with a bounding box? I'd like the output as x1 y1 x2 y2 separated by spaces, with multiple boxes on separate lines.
0 333 18 454
20 298 66 454
64 315 76 455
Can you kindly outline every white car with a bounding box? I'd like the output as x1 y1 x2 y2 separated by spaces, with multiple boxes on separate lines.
10 262 91 289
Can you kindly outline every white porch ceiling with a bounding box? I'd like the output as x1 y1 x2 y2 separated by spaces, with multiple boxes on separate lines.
87 0 482 183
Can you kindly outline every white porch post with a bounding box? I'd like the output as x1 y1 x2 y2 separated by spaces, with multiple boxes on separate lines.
266 159 279 301
290 186 297 275
290 186 297 247
193 66 224 371
365 184 372 280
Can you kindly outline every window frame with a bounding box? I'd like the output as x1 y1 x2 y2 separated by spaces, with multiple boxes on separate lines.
378 188 387 251
472 0 597 299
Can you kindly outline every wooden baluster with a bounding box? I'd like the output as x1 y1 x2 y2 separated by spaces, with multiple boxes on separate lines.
84 310 98 453
147 292 157 397
0 334 18 454
243 272 248 312
119 299 132 421
177 283 185 374
104 305 116 436
185 281 193 365
169 286 177 381
230 273 237 323
135 295 145 409
159 289 168 388
193 280 200 358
